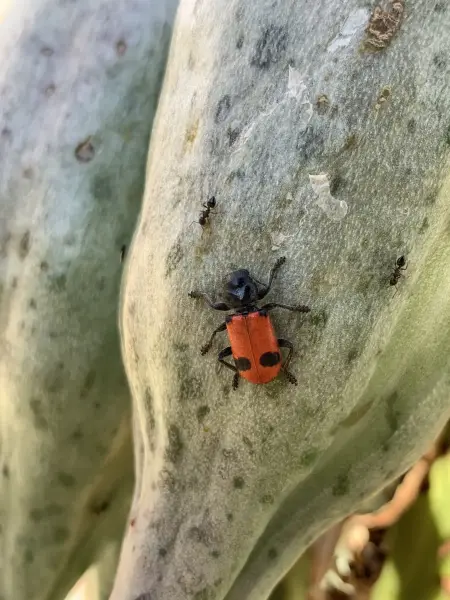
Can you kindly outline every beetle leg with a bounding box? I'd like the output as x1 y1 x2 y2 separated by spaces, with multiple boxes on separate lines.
260 302 310 313
188 291 230 311
218 346 240 390
277 338 298 386
200 322 227 355
257 256 286 300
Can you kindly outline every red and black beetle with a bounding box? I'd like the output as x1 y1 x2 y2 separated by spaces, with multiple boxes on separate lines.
189 257 310 389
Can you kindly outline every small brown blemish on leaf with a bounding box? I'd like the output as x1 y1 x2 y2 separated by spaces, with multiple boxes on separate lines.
233 476 245 489
316 94 330 114
116 40 127 55
374 86 391 111
75 137 95 162
41 46 54 56
363 1 405 51
184 120 199 150
23 168 34 179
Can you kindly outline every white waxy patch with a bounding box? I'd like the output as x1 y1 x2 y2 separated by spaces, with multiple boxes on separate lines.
309 173 348 221
327 9 369 53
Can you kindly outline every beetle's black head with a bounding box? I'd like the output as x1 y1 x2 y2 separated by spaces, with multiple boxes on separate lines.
224 269 259 308
207 196 216 209
396 255 406 268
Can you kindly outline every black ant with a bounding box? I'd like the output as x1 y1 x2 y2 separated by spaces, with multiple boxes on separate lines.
389 255 407 288
192 196 217 228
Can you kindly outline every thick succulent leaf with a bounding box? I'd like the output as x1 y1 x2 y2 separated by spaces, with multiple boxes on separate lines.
0 1 178 599
111 0 450 599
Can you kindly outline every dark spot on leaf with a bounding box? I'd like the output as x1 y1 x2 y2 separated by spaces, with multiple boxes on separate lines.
433 53 446 68
49 273 67 292
226 512 233 521
158 547 167 557
211 549 220 558
301 448 319 467
445 123 450 146
71 427 83 441
116 39 127 55
260 494 274 504
24 549 34 564
29 398 48 430
233 476 245 489
75 137 95 162
197 405 210 422
2 464 9 479
91 500 110 515
227 127 240 146
40 261 49 271
91 173 113 201
434 2 445 11
259 351 281 367
347 348 358 363
166 424 183 464
41 46 54 56
407 118 416 133
311 309 328 329
28 298 37 309
19 231 30 259
268 547 278 560
235 357 251 371
329 175 345 195
332 473 349 496
242 436 254 454
385 391 401 433
419 217 429 234
251 25 287 69
215 95 231 123
236 35 244 49
80 370 96 398
57 472 76 488
53 526 69 543
165 240 183 277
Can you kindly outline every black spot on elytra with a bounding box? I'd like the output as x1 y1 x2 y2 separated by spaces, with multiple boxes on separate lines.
260 494 274 504
235 357 251 371
268 547 278 560
2 464 9 479
211 549 220 558
233 476 245 489
29 398 48 430
19 231 30 259
166 424 183 463
57 471 76 488
227 127 240 146
215 95 231 123
332 473 349 496
158 547 167 557
91 173 113 201
251 25 287 69
259 351 280 367
165 240 183 277
197 405 210 422
53 526 69 544
80 369 96 398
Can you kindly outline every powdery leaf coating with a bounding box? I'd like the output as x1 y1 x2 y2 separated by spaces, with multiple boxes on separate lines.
0 1 178 599
111 0 450 599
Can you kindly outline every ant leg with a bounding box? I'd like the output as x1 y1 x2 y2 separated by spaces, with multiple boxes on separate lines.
188 291 230 311
200 322 227 355
257 257 287 300
261 302 310 313
218 347 240 390
278 338 298 386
